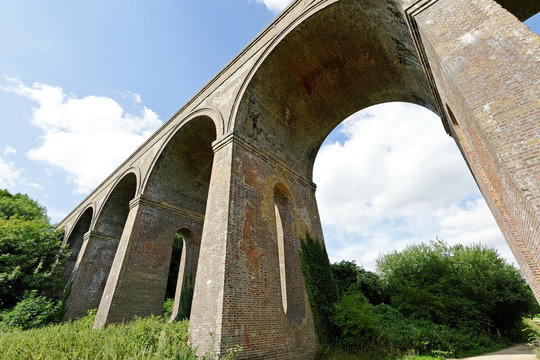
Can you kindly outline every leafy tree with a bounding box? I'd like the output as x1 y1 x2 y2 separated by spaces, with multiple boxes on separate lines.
0 190 67 310
299 233 339 346
376 239 539 338
331 260 359 295
0 189 47 221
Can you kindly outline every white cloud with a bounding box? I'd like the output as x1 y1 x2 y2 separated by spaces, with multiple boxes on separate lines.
255 0 291 12
1 78 162 194
0 156 22 190
314 102 512 269
3 146 16 156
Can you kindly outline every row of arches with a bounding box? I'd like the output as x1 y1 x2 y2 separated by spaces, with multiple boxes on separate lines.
61 115 217 322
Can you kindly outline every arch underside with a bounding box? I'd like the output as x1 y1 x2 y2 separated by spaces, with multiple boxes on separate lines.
235 0 436 179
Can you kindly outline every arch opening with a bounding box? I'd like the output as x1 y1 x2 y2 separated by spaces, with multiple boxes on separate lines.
95 172 137 239
234 0 437 180
63 172 137 320
311 102 513 272
63 207 93 282
143 115 216 320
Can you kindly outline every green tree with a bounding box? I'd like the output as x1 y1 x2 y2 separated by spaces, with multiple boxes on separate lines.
0 189 47 221
330 260 359 295
377 239 539 338
0 190 67 310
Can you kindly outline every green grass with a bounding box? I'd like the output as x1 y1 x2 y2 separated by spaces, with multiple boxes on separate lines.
0 312 201 360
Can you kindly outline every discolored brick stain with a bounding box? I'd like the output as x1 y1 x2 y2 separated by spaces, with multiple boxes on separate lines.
58 0 539 358
241 203 264 274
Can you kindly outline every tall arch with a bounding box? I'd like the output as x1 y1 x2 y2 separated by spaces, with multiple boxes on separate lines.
93 115 216 327
62 206 93 284
63 172 138 320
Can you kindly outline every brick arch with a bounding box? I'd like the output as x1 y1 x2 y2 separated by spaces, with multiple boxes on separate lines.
233 0 437 180
62 205 94 283
63 171 138 320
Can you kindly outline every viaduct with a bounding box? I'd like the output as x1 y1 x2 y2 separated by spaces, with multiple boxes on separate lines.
57 0 539 358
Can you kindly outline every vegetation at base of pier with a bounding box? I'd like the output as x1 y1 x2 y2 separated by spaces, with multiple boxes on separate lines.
0 189 68 328
300 235 539 359
0 310 243 360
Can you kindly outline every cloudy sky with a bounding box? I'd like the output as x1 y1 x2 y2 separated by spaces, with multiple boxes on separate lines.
1 1 538 270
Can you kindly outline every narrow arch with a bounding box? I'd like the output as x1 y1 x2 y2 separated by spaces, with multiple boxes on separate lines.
274 183 305 326
63 206 93 282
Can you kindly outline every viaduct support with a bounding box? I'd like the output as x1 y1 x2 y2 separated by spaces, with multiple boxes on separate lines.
405 0 540 297
63 231 119 320
189 134 321 358
93 196 203 328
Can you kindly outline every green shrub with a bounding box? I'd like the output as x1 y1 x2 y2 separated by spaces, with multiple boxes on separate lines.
162 298 174 319
0 290 63 329
332 291 379 349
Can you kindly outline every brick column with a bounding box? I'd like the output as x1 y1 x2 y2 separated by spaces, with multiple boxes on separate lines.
63 230 119 320
189 133 318 359
403 0 540 297
93 195 204 328
170 225 202 321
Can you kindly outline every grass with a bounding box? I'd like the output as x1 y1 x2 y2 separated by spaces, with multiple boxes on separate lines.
0 311 201 360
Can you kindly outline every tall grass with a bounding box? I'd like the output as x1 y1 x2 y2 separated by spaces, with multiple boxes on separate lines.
0 311 199 360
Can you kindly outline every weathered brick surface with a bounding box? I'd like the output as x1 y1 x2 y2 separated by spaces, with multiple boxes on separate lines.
58 0 539 358
402 0 540 298
63 231 119 320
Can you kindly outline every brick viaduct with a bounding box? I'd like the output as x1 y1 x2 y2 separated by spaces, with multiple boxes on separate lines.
57 0 539 358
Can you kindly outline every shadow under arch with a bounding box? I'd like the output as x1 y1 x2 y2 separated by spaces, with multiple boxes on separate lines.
142 114 217 320
233 0 437 180
63 171 138 320
62 206 94 285
92 114 218 328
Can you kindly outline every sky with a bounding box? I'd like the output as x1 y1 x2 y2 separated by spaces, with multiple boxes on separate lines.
0 1 538 271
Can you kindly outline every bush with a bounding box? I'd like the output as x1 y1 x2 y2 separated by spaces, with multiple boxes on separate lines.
0 290 63 329
332 291 379 349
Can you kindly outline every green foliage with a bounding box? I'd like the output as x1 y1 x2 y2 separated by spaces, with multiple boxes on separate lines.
330 260 359 295
0 215 67 309
332 291 379 349
299 233 339 346
162 298 174 319
377 239 538 339
0 189 48 221
523 318 540 358
331 260 388 305
0 290 64 329
165 232 184 299
0 312 201 359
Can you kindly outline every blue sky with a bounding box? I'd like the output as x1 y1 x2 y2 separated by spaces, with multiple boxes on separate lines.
0 1 538 270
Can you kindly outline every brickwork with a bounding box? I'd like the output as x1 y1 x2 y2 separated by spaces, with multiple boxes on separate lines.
402 0 540 299
63 231 119 320
190 134 319 358
58 0 539 358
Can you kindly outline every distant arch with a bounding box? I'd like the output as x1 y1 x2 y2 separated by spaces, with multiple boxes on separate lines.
63 206 94 281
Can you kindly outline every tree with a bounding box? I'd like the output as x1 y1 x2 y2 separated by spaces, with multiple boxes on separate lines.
376 239 539 338
0 189 47 221
0 189 67 310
